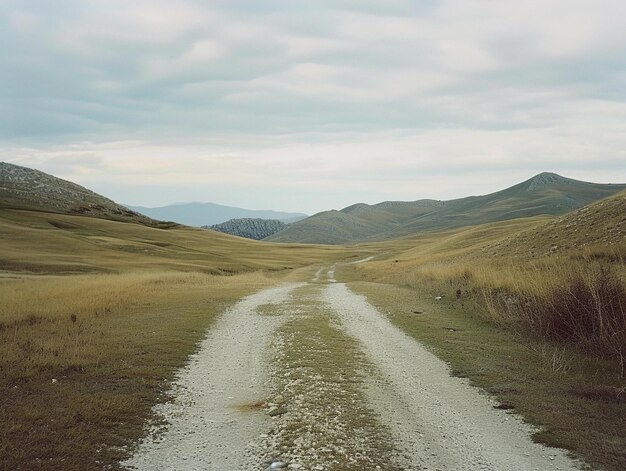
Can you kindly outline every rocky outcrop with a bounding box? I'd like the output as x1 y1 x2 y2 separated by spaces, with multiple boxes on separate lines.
206 218 287 240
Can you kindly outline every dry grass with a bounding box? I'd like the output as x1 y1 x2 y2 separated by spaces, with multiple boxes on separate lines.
344 279 626 471
0 208 356 470
0 271 272 377
0 270 282 470
355 216 626 373
0 208 359 275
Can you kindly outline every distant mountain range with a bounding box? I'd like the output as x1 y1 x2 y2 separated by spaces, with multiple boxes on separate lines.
126 202 307 227
207 218 287 240
266 173 626 244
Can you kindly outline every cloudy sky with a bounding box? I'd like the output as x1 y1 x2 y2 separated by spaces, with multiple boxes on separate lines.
1 0 625 213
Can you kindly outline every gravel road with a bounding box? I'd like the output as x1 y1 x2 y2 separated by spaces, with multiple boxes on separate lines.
123 270 583 471
123 283 305 470
324 282 581 471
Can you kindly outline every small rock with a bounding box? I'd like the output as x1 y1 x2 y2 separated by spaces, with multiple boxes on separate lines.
51 378 58 384
269 461 286 469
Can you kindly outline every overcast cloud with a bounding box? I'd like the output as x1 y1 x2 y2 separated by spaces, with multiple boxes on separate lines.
1 0 625 213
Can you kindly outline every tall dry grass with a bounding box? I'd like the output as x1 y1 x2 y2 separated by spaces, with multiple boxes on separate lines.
0 271 268 325
482 262 626 375
0 269 280 469
358 249 626 375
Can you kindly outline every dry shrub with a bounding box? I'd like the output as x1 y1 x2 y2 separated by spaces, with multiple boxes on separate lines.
485 265 626 374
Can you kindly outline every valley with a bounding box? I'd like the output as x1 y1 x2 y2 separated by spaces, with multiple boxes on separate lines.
1 163 625 470
3 2 626 470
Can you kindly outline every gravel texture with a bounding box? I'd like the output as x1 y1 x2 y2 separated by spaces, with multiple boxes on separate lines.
122 272 584 471
324 282 583 471
123 283 304 470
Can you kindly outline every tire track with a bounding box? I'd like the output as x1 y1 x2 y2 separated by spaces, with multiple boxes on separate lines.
324 282 582 471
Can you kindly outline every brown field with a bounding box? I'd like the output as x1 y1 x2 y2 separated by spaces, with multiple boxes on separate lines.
1 192 625 470
0 209 363 470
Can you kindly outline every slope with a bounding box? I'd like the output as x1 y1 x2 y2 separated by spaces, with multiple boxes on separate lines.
268 200 444 244
268 173 626 244
206 218 287 240
0 162 160 226
0 209 349 275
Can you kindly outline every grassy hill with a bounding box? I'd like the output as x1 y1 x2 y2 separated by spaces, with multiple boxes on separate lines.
0 209 349 276
268 173 626 244
0 162 165 227
0 170 360 470
342 193 626 471
207 218 287 240
349 189 626 359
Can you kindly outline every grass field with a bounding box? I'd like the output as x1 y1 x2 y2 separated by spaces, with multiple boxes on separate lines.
1 191 625 470
0 208 365 470
337 191 626 471
1 271 280 470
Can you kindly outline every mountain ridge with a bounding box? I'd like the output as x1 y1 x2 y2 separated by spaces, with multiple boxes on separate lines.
127 202 307 227
267 172 626 244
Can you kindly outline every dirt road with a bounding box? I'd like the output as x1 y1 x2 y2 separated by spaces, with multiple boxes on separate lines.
124 268 582 470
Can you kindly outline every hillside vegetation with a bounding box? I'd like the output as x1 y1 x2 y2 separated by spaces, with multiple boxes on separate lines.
0 162 162 227
352 189 626 372
0 208 363 470
1 162 624 470
206 217 287 240
268 172 626 244
339 191 626 470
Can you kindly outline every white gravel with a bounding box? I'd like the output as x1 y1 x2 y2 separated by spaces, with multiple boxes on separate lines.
122 283 304 471
122 276 586 471
323 282 583 471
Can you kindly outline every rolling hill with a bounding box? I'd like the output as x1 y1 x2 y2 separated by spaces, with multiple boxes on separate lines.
485 188 626 259
127 202 307 227
0 162 161 227
267 173 626 244
206 218 287 240
0 162 345 274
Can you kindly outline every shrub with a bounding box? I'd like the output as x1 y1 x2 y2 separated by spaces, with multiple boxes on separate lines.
486 265 626 375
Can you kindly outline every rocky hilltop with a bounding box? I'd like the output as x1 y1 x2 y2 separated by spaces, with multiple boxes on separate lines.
206 218 287 240
0 162 161 226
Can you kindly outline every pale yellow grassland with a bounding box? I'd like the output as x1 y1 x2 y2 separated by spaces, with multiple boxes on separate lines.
0 270 270 325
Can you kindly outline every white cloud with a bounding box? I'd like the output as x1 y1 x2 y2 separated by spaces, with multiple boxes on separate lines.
1 0 625 212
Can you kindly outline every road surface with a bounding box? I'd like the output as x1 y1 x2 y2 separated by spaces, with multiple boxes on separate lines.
123 267 582 471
